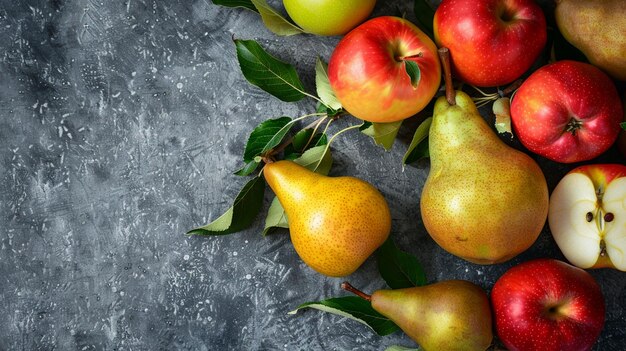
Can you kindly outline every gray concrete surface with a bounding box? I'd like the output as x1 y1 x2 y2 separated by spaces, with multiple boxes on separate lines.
1 0 624 350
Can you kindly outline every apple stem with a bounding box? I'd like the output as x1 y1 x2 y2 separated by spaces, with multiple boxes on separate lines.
341 282 372 301
500 78 524 97
438 47 456 106
397 52 423 61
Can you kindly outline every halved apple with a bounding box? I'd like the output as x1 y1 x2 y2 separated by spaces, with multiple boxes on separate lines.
549 164 626 270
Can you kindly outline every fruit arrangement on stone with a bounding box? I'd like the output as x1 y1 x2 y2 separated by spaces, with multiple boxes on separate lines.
197 0 626 349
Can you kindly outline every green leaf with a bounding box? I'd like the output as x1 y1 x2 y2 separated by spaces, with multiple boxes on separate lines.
262 196 289 235
211 0 257 12
360 121 403 151
314 133 328 147
293 129 328 151
620 122 626 131
188 176 265 235
413 0 435 39
289 296 399 336
403 117 431 164
250 0 305 36
235 39 306 102
377 238 427 289
285 131 324 159
291 128 314 152
294 145 333 175
404 60 421 88
315 57 342 110
283 152 300 161
316 102 343 118
243 116 293 163
284 131 327 160
234 160 261 176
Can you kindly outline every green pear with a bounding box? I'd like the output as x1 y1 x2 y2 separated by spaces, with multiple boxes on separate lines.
343 280 493 351
420 49 549 264
555 0 626 81
263 160 391 277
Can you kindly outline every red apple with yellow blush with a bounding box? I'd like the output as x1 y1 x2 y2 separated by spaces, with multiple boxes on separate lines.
328 16 441 123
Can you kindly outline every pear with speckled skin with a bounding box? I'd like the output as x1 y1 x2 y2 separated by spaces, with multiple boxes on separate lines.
370 281 493 351
263 160 391 277
421 90 549 264
420 49 548 264
556 0 626 81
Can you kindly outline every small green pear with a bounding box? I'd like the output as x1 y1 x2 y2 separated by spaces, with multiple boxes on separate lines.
263 160 391 277
556 0 626 81
343 280 493 351
420 48 548 264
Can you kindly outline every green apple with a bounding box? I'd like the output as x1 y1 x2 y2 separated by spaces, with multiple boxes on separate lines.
283 0 376 36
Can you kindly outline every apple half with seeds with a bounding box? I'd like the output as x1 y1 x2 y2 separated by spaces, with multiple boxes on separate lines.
549 164 626 270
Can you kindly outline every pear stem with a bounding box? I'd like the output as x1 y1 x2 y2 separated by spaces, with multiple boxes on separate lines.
341 282 372 301
438 47 456 106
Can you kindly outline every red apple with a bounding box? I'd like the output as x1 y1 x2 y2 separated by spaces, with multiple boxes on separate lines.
549 164 626 270
433 0 546 87
491 259 606 351
328 16 441 123
511 60 623 163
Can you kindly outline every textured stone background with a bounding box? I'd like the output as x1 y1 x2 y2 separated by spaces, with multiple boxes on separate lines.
0 0 624 350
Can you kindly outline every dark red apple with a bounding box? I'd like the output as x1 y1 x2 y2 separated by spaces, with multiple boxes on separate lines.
491 259 606 351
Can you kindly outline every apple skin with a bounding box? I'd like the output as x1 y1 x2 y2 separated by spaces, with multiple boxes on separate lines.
283 0 376 36
328 16 441 123
491 259 606 351
433 0 546 87
549 164 626 270
510 60 623 163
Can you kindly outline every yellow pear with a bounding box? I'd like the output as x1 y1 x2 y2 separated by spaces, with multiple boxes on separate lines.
263 160 391 277
420 49 549 264
555 0 626 81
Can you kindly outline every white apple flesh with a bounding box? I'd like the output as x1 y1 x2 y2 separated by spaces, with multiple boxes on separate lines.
549 164 626 270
